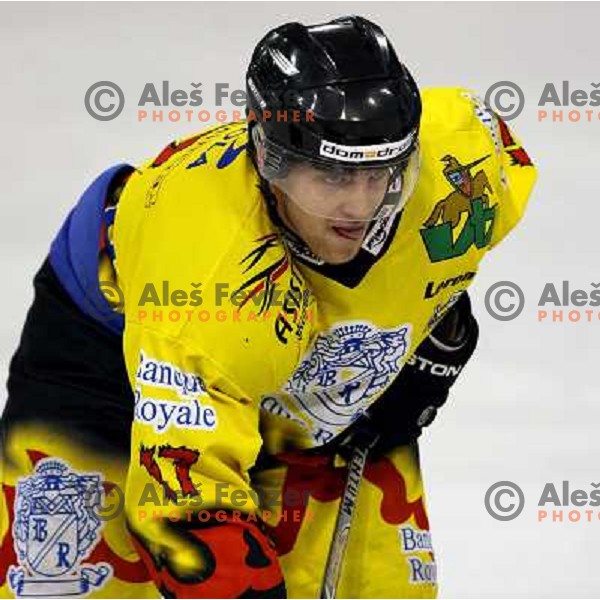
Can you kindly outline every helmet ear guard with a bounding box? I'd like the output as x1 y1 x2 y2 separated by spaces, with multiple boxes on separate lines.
251 124 266 172
252 124 291 180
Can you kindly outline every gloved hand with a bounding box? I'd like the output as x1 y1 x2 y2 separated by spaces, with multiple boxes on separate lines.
330 291 479 459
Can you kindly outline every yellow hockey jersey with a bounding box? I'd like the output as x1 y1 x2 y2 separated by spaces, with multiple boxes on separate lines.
107 88 536 592
0 87 537 600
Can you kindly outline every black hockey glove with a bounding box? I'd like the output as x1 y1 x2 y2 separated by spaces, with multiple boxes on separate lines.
370 291 479 455
331 291 479 459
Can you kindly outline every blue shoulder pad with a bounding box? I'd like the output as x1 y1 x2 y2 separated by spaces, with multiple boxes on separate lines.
49 164 134 335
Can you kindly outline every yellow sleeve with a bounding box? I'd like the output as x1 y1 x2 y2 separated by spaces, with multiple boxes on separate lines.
488 117 538 249
124 323 261 530
112 121 288 596
124 323 262 518
122 322 284 597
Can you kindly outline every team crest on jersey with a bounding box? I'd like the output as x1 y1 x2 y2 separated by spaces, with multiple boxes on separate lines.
8 459 111 597
284 321 411 441
420 154 496 262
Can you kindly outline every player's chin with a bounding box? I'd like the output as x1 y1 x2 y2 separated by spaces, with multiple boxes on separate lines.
317 236 364 265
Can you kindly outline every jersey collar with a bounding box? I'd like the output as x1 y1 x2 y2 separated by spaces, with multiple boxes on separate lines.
258 178 403 289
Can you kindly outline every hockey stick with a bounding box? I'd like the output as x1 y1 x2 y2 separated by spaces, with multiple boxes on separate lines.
319 427 379 599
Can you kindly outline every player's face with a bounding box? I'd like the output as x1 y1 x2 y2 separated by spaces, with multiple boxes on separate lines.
272 165 390 264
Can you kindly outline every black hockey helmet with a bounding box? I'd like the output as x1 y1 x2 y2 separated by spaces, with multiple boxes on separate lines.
246 16 422 221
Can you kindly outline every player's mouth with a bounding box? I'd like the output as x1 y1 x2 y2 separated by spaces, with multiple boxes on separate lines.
331 223 368 241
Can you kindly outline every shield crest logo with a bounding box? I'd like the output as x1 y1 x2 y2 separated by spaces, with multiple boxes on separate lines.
284 321 411 440
8 459 112 597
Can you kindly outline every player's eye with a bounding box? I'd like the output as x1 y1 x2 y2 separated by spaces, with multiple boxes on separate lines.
367 169 389 181
327 174 352 185
318 171 353 185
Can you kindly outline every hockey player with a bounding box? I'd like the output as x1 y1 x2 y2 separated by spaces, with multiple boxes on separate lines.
0 16 536 599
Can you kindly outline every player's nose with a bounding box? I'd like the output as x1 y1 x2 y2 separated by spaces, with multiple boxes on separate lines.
340 178 382 220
